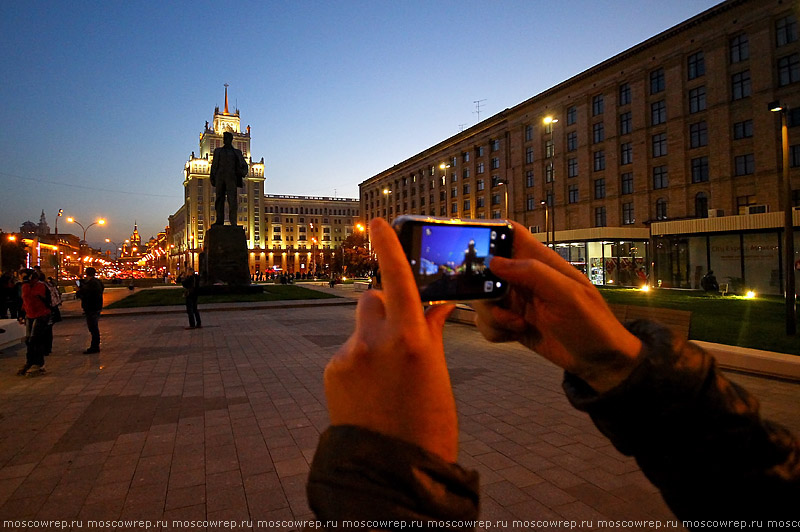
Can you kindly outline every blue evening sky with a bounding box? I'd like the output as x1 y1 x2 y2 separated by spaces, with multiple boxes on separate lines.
421 225 491 272
0 0 720 247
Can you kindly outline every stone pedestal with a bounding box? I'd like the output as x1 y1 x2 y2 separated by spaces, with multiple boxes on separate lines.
202 224 250 286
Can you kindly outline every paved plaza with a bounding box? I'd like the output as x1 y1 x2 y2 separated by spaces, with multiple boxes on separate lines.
1 291 799 531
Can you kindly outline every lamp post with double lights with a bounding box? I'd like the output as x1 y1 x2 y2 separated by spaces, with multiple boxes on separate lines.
768 101 796 335
67 216 106 275
105 239 123 267
543 115 558 248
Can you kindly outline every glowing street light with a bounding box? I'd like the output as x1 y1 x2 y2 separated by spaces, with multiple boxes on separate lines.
67 216 106 275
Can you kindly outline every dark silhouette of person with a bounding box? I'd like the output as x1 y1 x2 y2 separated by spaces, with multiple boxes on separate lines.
210 131 248 226
463 239 477 275
701 270 719 292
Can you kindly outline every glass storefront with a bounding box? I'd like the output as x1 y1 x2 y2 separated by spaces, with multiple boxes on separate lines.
554 240 649 287
654 230 798 295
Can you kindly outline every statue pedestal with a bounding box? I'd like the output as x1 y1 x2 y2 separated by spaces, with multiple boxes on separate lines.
202 224 250 286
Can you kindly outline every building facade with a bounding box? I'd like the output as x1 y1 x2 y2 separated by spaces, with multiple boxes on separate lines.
359 0 799 293
170 88 266 277
261 194 361 275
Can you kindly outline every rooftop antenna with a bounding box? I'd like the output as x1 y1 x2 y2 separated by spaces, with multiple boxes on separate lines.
473 99 487 122
458 123 468 132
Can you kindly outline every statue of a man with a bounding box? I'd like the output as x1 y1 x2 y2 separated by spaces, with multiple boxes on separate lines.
210 131 248 226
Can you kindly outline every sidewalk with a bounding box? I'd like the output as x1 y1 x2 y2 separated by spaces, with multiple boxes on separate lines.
0 290 797 531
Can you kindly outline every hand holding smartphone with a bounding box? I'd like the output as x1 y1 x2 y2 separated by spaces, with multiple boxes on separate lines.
393 215 513 304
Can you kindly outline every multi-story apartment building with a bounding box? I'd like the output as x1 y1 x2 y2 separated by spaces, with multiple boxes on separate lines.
359 0 799 294
262 194 361 275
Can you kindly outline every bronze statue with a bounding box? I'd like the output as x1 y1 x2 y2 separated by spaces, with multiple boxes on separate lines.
210 131 248 226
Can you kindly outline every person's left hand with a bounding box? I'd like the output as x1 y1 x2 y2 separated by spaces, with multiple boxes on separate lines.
323 218 458 463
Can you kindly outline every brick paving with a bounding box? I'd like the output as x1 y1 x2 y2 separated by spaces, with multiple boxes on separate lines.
0 297 798 532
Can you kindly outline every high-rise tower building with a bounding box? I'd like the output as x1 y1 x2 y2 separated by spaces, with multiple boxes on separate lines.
171 87 266 275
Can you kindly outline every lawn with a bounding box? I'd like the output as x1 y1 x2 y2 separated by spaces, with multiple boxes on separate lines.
598 288 799 355
106 285 338 309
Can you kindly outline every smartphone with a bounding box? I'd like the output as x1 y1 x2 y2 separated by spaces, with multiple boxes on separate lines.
393 215 513 304
75 280 81 287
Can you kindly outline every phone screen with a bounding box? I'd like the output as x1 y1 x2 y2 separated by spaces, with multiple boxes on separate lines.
399 219 512 303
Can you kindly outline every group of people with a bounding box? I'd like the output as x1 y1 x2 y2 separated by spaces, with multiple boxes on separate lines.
2 266 104 376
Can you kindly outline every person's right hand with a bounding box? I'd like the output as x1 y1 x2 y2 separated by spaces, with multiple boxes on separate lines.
472 222 642 394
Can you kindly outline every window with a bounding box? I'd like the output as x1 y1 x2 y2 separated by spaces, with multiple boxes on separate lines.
592 94 604 116
656 198 668 220
545 164 554 183
619 83 631 106
525 125 533 142
477 179 484 191
545 190 554 207
735 154 755 176
491 193 501 205
543 122 553 135
463 168 470 179
567 131 578 151
566 106 577 125
568 157 578 178
650 68 665 94
688 52 705 80
791 144 800 167
776 14 798 47
463 183 471 194
476 146 484 157
476 196 485 208
451 187 457 198
691 156 709 183
477 162 484 174
690 122 708 148
490 157 500 170
594 178 606 199
491 175 501 187
525 146 534 165
695 193 709 218
492 210 501 219
622 202 635 225
592 122 605 144
653 166 668 189
619 112 632 135
778 54 800 86
451 203 458 214
568 185 579 204
621 142 633 165
732 71 751 100
730 34 749 63
491 139 500 152
652 133 667 157
545 139 554 158
593 150 605 171
595 207 607 227
689 86 706 113
734 120 753 139
525 170 534 188
526 195 535 211
462 151 470 163
651 100 666 125
621 172 633 195
737 195 756 214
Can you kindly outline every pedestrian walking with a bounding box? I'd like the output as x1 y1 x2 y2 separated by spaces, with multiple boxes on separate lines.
17 270 50 376
182 269 201 329
76 267 104 353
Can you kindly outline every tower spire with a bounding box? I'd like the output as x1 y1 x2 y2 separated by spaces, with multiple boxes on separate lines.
224 83 229 115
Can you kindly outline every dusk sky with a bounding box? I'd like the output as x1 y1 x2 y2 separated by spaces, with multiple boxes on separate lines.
1 0 720 248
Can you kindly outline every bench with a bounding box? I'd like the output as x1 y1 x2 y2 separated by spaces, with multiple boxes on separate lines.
353 282 371 292
608 304 692 340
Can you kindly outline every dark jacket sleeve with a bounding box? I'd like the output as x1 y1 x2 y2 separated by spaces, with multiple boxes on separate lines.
563 320 800 520
307 425 479 531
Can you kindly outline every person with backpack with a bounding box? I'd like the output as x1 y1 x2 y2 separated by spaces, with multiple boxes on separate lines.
17 270 50 376
41 276 62 354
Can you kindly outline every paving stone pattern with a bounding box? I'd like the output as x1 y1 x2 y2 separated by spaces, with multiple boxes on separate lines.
0 305 798 532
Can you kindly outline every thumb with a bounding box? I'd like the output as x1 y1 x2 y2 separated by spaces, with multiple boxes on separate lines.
425 303 456 335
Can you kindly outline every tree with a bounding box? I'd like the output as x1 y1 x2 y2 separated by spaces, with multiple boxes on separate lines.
331 232 374 276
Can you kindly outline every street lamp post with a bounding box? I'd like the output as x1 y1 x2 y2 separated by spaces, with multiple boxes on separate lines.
55 209 63 284
544 116 558 248
105 239 122 266
769 101 796 336
540 200 550 247
67 216 106 276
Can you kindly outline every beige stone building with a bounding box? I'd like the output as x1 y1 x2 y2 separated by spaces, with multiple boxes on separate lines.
359 0 799 293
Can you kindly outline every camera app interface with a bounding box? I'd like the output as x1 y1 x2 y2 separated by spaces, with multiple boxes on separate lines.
415 224 504 300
